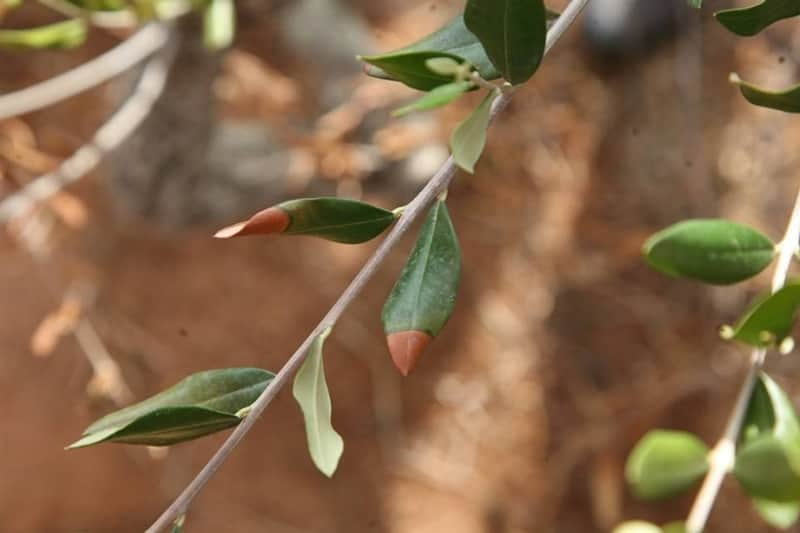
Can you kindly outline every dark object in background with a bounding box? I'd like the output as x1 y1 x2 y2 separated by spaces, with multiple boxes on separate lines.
583 0 689 59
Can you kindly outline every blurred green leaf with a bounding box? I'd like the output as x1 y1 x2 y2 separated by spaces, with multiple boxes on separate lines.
754 498 800 529
203 0 235 51
464 0 547 84
643 219 775 285
66 0 127 10
735 435 800 501
726 282 800 348
625 430 709 500
392 81 473 117
450 90 498 173
716 0 800 36
67 368 274 448
730 74 800 113
293 328 343 477
171 515 186 533
0 19 87 49
688 0 703 7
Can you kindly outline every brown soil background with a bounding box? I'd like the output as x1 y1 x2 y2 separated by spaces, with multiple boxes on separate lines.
3 1 800 532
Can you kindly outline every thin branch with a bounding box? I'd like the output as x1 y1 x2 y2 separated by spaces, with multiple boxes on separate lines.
685 186 800 533
0 23 168 120
0 36 172 223
145 1 591 531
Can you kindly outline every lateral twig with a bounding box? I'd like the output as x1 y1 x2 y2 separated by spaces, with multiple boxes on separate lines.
145 1 591 531
0 33 172 223
685 186 800 533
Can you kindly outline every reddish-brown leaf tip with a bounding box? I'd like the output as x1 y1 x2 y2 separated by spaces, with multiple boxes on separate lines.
213 207 290 239
386 330 432 376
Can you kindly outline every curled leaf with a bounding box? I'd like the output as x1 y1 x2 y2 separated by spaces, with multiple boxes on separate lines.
68 368 274 448
716 0 800 37
293 328 344 477
215 197 397 244
382 200 461 375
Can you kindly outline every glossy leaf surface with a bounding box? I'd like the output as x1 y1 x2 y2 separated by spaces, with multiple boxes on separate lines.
450 91 498 173
625 430 709 500
464 0 547 84
383 200 461 338
727 282 800 347
68 368 274 448
716 0 800 36
643 219 775 285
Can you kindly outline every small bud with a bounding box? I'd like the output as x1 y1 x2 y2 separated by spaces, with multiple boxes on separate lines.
386 330 432 376
425 57 461 76
719 325 736 340
214 207 290 239
780 337 795 355
758 330 776 344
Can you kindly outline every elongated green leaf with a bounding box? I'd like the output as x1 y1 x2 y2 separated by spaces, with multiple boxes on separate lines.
450 91 498 173
730 74 800 113
382 200 461 375
754 499 800 529
626 430 709 500
725 282 800 348
360 51 469 92
67 368 274 448
393 81 473 117
293 328 343 477
716 0 800 36
643 219 775 285
215 197 398 244
0 19 87 49
688 0 703 8
204 0 235 51
361 14 500 88
172 515 186 533
464 0 547 84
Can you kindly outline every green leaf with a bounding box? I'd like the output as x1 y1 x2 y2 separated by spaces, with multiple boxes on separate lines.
736 435 800 501
464 0 547 84
392 81 473 117
203 0 235 51
67 368 274 448
215 197 398 244
643 219 775 285
662 524 688 533
0 19 87 49
360 14 501 89
625 430 709 500
360 50 469 92
383 200 462 338
716 0 800 36
450 91 498 173
688 0 703 8
293 328 344 477
725 282 800 348
171 515 186 533
730 74 800 113
753 499 800 529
